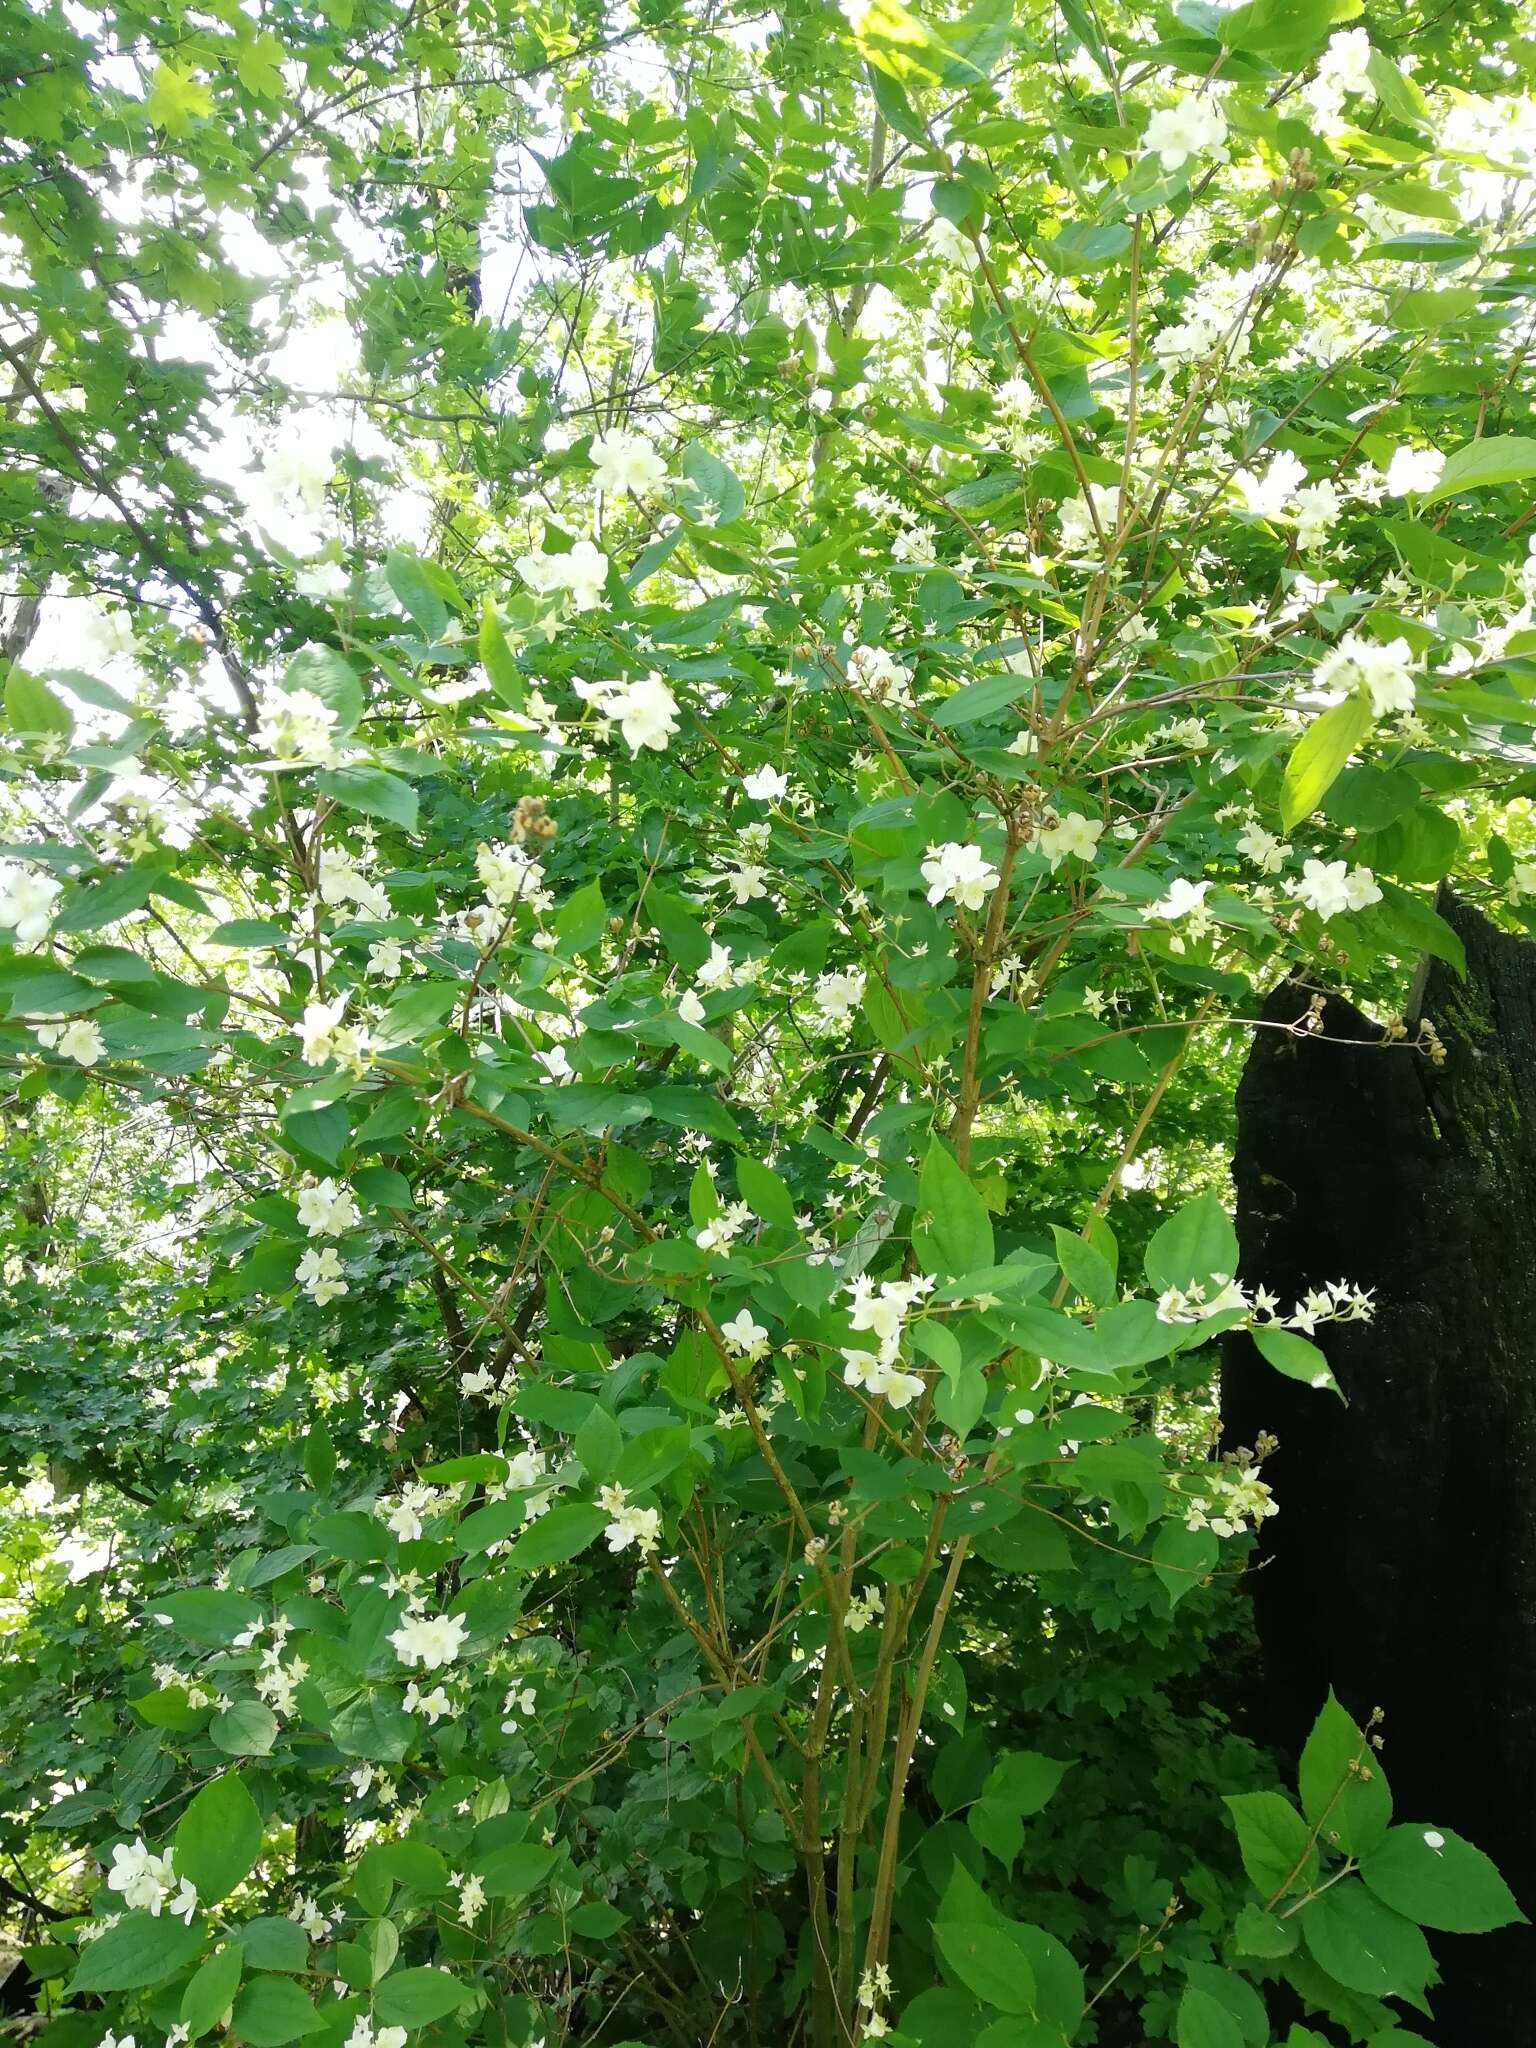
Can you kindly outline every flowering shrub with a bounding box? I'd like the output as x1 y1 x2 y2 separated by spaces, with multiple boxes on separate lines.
0 0 1532 2043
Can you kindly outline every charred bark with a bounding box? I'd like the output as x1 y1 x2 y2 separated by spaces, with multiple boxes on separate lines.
1223 891 1536 2045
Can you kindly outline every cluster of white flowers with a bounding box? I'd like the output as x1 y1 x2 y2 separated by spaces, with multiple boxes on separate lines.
846 643 912 705
1142 92 1228 173
1035 810 1103 870
589 426 667 495
1180 1457 1279 1539
574 672 680 754
106 1839 197 1922
839 1274 935 1410
403 1680 456 1723
516 537 610 612
152 1663 212 1710
1283 1278 1376 1335
346 2020 407 2048
743 764 790 803
921 841 999 912
389 1609 469 1670
297 1245 348 1306
296 1177 358 1237
317 844 390 920
1307 25 1377 130
257 686 340 767
858 1961 894 2039
452 1867 487 1926
599 1482 662 1556
33 1016 106 1067
844 1584 884 1635
251 1616 309 1717
720 1309 770 1360
1235 819 1291 875
476 840 553 914
1154 1273 1252 1325
299 993 371 1075
377 1481 441 1542
1313 632 1417 719
0 860 61 945
696 1199 753 1255
1059 483 1120 553
811 966 865 1030
1289 857 1382 922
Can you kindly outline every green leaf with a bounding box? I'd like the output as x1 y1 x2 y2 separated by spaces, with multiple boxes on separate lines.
1360 1824 1524 1933
1422 433 1536 504
934 1920 1036 2014
5 670 74 737
735 1153 797 1229
915 1138 995 1279
210 1700 279 1757
234 1916 309 1971
1298 1692 1391 1857
680 443 746 525
231 1975 322 2046
1218 0 1360 59
1281 693 1373 832
1143 1191 1237 1296
1370 879 1466 976
174 1772 264 1903
1178 1988 1245 2048
1223 1790 1315 1899
931 671 1027 728
1251 1323 1340 1396
506 1502 608 1571
316 765 419 831
554 877 607 955
983 1749 1070 1817
69 1911 203 1992
182 1945 244 2040
1301 1879 1435 1999
386 549 451 638
1050 1224 1116 1307
150 1588 261 1645
373 1966 476 2026
353 1164 414 1210
281 644 363 736
479 1840 561 1898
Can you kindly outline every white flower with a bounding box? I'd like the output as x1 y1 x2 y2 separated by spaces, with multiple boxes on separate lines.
106 1840 189 1918
38 1017 106 1067
0 862 62 945
1143 93 1228 173
260 441 335 516
453 1869 487 1925
812 968 865 1027
590 427 667 495
515 538 610 612
1146 877 1212 922
921 841 1000 912
295 1178 358 1238
1384 446 1445 496
1236 821 1290 874
257 686 339 767
846 644 912 705
1290 858 1381 921
1423 1830 1445 1851
840 1351 925 1409
604 672 680 754
1234 449 1306 521
743 765 789 802
696 942 736 990
599 1484 662 1555
296 560 350 601
718 863 768 905
534 1045 573 1084
297 1246 348 1306
389 1612 468 1669
346 2022 408 2048
929 216 980 271
297 995 370 1075
1036 811 1103 870
367 938 404 979
678 988 706 1025
1314 632 1417 718
403 1682 455 1723
721 1310 770 1360
381 1482 438 1542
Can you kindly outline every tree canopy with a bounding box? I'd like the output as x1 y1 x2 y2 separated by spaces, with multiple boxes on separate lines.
0 0 1533 2041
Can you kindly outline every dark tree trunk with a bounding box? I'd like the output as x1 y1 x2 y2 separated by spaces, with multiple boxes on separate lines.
1222 891 1536 2046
